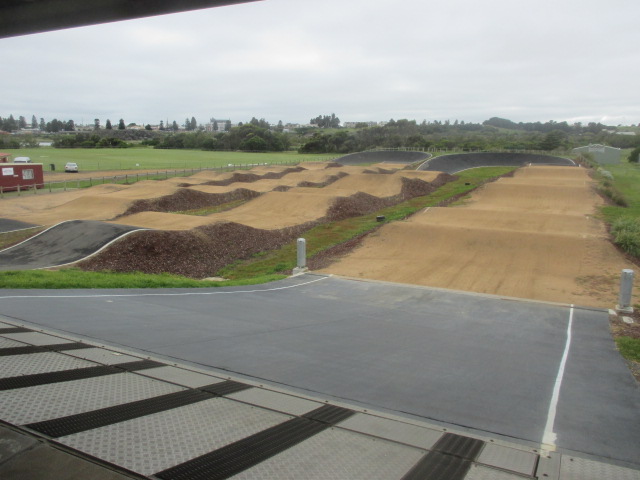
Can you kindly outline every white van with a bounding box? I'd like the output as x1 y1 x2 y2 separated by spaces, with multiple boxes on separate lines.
13 157 31 163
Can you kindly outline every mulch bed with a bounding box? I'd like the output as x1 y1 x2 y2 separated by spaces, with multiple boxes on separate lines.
119 188 261 217
78 222 310 279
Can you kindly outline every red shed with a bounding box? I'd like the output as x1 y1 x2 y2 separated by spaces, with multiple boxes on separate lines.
0 152 11 163
0 163 44 192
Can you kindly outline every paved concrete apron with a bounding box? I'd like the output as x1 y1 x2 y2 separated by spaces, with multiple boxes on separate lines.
0 274 638 468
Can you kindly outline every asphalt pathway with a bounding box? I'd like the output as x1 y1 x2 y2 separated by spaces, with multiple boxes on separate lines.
0 218 40 233
418 152 576 174
335 150 430 165
0 220 143 270
0 274 637 467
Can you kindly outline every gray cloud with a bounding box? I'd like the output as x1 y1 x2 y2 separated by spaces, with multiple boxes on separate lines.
2 0 638 126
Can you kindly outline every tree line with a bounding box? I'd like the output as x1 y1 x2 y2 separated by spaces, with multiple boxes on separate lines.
2 112 638 154
148 124 290 152
299 118 640 153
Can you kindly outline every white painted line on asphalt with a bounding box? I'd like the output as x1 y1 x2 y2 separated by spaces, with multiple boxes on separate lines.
542 304 574 450
0 275 332 299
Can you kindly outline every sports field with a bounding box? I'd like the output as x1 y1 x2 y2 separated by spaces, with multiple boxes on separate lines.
10 147 337 172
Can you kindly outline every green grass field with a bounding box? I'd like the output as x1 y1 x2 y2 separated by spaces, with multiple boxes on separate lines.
12 147 339 172
601 158 640 222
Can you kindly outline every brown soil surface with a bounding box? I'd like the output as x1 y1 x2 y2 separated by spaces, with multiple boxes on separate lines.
8 162 637 310
320 166 639 308
0 181 180 225
5 164 444 233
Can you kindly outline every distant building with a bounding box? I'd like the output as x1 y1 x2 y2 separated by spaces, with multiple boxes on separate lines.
205 120 232 132
0 152 11 163
572 144 621 164
343 121 378 129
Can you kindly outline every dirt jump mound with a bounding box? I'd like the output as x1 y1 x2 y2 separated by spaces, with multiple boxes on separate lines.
321 165 633 308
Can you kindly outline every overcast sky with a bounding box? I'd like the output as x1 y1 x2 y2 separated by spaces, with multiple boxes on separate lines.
2 0 639 127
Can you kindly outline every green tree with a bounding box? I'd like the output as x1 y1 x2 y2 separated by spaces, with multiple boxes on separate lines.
118 119 125 130
106 119 112 130
539 130 566 151
31 115 38 129
94 118 100 130
629 146 640 163
145 124 152 131
39 118 45 130
5 114 18 131
190 117 197 131
225 120 231 132
241 135 268 151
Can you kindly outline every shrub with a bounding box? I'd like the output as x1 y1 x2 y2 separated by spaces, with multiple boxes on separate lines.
599 185 628 207
612 217 640 257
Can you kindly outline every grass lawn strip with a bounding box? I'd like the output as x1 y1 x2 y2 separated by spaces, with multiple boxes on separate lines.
585 150 640 374
0 268 285 289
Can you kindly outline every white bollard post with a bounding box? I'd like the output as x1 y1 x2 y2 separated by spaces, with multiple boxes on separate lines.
293 238 308 275
617 269 635 313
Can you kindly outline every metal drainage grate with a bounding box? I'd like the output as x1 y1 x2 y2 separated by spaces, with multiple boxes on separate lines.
303 404 355 425
155 403 355 480
401 433 485 480
0 327 32 334
26 389 214 438
199 380 252 397
0 342 89 357
156 419 323 480
0 359 164 391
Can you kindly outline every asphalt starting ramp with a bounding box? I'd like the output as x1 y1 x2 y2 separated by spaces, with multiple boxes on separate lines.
0 219 143 271
1 319 638 480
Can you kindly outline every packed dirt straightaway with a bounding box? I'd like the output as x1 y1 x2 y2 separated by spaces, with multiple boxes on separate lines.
322 166 633 307
1 161 635 307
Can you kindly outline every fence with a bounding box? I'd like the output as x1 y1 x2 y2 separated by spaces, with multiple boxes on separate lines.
0 160 307 198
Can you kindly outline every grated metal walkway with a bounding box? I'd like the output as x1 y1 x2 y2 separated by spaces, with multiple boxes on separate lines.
0 318 638 480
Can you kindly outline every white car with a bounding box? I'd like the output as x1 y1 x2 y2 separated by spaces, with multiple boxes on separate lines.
64 162 79 172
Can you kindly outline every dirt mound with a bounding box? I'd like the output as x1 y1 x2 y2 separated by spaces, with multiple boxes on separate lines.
466 183 599 215
321 166 633 307
324 174 455 221
296 172 348 188
78 221 309 278
417 208 602 237
211 191 337 229
201 167 305 186
107 212 211 230
121 188 261 216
